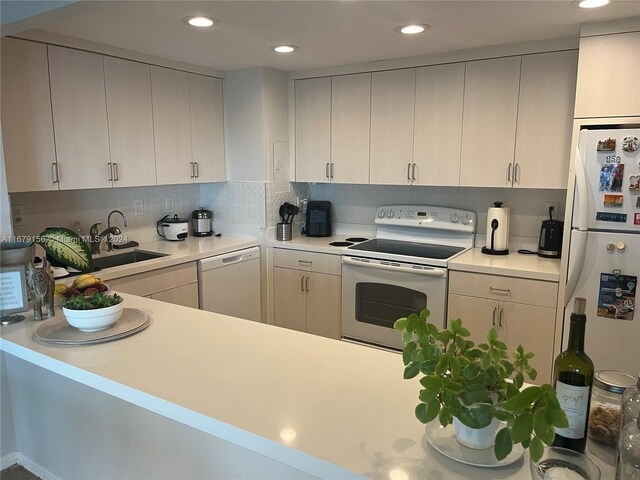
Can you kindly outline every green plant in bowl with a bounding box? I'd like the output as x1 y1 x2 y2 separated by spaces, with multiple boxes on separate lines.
393 309 569 462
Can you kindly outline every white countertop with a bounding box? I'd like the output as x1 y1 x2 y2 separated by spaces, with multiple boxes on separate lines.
449 248 561 282
267 231 369 255
1 295 613 480
86 235 259 281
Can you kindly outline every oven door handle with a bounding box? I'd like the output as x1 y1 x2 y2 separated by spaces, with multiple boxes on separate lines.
342 257 446 277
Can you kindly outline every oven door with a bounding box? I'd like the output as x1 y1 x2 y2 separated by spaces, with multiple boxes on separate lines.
341 256 447 350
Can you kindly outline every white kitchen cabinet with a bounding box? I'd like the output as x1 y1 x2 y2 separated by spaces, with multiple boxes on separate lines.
103 56 157 187
575 32 640 119
1 38 58 193
151 66 193 185
331 73 371 184
460 57 521 188
413 63 465 186
150 283 199 309
189 74 226 183
514 51 578 189
273 249 341 340
295 77 331 182
48 45 111 190
447 271 558 383
370 68 416 185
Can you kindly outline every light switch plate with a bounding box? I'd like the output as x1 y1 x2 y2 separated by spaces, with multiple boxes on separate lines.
133 198 144 216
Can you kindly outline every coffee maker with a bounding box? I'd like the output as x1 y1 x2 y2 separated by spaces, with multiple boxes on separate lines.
538 207 563 258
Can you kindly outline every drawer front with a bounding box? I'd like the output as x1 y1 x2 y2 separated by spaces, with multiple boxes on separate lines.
448 271 557 308
109 262 197 297
273 248 341 276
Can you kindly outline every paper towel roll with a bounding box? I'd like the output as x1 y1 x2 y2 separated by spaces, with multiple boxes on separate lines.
485 205 510 252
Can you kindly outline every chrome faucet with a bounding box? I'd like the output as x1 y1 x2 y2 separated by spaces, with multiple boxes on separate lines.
89 223 121 255
107 210 127 252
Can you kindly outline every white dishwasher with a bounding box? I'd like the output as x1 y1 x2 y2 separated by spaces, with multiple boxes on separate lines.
197 247 261 322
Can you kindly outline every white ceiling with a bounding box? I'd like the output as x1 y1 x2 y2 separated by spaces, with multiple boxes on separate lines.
33 1 640 72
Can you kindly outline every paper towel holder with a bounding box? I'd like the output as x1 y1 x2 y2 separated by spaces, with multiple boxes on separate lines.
481 201 510 256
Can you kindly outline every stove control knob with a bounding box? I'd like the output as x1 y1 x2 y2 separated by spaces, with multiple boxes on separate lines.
387 209 395 218
450 213 460 223
378 210 386 218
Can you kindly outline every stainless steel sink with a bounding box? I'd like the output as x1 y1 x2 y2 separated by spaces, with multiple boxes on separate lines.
92 250 168 269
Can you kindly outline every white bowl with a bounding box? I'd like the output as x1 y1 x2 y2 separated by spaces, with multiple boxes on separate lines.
63 301 124 332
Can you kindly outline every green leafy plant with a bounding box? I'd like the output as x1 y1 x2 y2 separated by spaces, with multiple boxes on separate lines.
394 309 568 462
62 292 122 310
34 228 93 272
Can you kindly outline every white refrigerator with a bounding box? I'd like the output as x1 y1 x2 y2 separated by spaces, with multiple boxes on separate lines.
565 126 640 375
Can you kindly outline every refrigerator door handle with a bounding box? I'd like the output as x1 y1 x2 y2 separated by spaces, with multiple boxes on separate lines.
564 230 587 307
574 145 589 231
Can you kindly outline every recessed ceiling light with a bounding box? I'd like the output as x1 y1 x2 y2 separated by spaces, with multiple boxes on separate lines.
571 0 609 7
394 24 430 35
183 16 217 28
270 45 299 53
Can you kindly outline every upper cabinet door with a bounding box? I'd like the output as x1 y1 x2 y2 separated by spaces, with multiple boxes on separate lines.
575 32 640 119
413 63 465 186
48 46 111 190
460 57 521 188
295 77 331 182
103 56 156 188
151 66 193 185
1 38 57 193
331 73 371 184
189 74 226 183
370 69 416 185
514 51 578 189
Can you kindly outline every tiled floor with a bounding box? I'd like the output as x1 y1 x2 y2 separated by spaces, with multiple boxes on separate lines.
0 464 40 480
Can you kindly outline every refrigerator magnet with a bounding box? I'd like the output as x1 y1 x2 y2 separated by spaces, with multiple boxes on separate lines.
597 138 616 151
630 175 640 191
634 213 640 225
596 212 627 222
604 194 624 207
599 164 625 192
597 273 636 321
622 135 639 153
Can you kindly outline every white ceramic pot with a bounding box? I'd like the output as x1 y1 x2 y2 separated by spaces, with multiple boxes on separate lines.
63 301 124 332
453 417 501 450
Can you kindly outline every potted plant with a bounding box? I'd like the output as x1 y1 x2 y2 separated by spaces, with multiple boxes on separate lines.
393 309 568 462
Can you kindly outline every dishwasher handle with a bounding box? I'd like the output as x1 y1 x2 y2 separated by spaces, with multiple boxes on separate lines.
198 246 260 272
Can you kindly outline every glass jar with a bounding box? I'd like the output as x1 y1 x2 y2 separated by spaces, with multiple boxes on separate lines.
616 411 640 480
588 370 636 445
621 374 640 430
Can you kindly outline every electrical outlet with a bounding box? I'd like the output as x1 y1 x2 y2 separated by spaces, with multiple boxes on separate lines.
12 204 25 226
165 197 175 213
133 198 144 216
545 201 560 217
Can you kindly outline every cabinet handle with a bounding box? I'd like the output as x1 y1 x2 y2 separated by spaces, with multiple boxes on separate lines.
300 276 305 292
489 287 511 296
107 163 113 182
499 308 504 328
330 163 334 179
507 163 512 183
305 276 309 292
325 163 330 179
514 163 520 184
412 163 416 181
189 162 194 178
51 163 60 184
113 162 119 182
194 162 199 178
492 306 497 326
407 163 412 182
298 260 312 265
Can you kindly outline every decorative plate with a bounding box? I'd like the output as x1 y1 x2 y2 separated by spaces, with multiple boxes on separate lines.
424 420 525 468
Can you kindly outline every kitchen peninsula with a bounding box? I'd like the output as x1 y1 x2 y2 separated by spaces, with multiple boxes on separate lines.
1 295 613 479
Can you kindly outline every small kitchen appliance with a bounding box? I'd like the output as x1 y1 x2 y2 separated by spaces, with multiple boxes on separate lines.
192 207 213 237
538 206 563 258
305 201 331 237
481 201 510 255
157 214 189 241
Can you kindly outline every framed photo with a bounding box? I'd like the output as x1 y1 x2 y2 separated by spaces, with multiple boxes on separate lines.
0 265 28 315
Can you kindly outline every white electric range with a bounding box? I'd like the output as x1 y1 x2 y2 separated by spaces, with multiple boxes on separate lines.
341 205 476 350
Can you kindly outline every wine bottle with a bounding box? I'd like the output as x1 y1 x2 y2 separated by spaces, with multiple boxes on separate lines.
552 297 594 453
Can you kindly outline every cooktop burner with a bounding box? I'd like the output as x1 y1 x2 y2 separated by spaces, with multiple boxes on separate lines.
330 241 354 247
347 239 465 260
345 237 369 243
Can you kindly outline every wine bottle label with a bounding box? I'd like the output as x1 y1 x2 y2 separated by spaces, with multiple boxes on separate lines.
555 381 590 439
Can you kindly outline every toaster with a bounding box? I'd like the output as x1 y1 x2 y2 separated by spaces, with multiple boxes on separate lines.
305 201 332 237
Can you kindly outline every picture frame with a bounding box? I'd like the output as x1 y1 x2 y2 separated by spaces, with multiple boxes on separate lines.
0 265 29 315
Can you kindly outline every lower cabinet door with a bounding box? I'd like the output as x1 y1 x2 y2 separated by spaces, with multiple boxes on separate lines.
306 272 341 340
151 283 199 309
273 267 307 333
447 294 498 345
500 302 556 384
